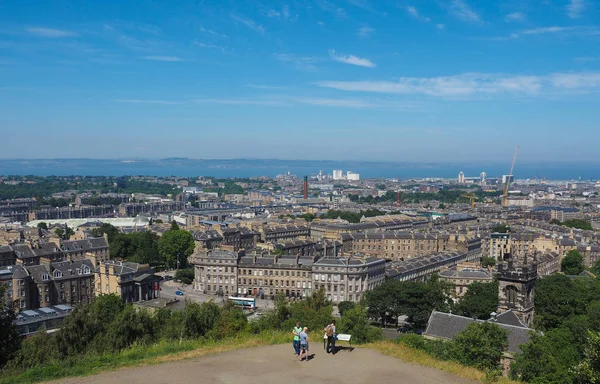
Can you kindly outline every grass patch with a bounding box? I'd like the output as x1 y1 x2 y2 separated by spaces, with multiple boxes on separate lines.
365 340 519 384
0 331 289 384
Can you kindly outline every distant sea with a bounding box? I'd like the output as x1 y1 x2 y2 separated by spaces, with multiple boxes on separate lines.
0 159 598 181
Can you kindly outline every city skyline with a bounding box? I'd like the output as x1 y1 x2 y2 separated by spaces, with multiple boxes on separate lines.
1 1 599 161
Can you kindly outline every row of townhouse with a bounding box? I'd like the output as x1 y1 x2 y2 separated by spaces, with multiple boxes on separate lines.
0 237 110 267
189 249 386 303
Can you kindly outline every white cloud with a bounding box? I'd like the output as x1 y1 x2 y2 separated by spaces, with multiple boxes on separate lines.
195 96 414 110
195 98 291 107
26 27 77 37
315 72 600 97
436 24 445 30
274 53 319 71
115 99 184 105
496 26 600 40
358 26 374 37
504 12 525 22
329 49 375 68
267 5 292 20
406 6 430 21
449 0 480 22
567 0 585 19
142 56 184 62
199 26 228 38
194 41 228 54
230 14 265 34
246 84 287 90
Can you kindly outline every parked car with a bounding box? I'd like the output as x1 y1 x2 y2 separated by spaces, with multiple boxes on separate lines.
175 290 184 296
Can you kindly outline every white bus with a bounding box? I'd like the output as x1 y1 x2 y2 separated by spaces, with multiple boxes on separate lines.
228 296 256 310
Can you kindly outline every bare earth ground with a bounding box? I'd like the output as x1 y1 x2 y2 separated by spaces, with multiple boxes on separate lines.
50 344 474 384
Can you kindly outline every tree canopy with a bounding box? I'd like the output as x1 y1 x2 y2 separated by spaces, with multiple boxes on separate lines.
158 229 195 269
453 281 499 320
561 250 585 275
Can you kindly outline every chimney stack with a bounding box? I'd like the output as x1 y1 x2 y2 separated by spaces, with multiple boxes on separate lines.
303 176 308 200
397 191 401 206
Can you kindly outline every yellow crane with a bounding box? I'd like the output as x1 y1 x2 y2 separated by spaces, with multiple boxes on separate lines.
461 193 476 210
502 146 520 207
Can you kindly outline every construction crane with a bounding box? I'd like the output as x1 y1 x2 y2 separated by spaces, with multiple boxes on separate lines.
502 146 520 207
461 193 476 210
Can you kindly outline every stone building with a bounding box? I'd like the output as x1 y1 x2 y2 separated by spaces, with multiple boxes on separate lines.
439 267 493 298
189 249 386 303
346 231 479 261
312 256 386 303
94 260 160 303
0 259 94 310
497 254 537 327
61 237 110 265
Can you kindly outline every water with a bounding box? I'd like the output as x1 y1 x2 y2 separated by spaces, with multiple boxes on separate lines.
0 159 598 180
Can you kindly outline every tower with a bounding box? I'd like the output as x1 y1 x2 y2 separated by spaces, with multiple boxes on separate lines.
303 176 308 200
497 253 537 327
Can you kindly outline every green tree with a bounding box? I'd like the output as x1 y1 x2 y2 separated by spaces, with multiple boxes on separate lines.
175 268 195 284
453 322 508 371
158 229 195 269
337 301 356 317
561 250 585 275
36 222 48 230
481 256 496 268
454 281 499 320
90 223 120 242
534 274 587 331
549 218 561 225
491 223 510 233
338 305 382 343
170 220 180 231
562 219 593 231
511 326 583 383
0 286 21 368
574 331 600 384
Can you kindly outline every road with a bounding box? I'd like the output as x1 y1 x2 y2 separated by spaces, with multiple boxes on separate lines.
49 344 475 384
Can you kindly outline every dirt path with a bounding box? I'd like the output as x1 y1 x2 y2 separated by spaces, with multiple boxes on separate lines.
50 344 474 384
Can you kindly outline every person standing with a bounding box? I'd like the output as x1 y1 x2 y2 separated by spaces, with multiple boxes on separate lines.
292 322 302 355
325 320 336 354
299 327 309 362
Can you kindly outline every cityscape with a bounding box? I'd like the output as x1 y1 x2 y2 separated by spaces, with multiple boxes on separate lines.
1 0 600 383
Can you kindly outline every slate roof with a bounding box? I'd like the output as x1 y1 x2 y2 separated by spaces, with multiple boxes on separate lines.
424 310 532 354
438 268 492 279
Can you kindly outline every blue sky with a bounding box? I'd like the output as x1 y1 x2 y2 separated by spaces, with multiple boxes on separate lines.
0 0 599 162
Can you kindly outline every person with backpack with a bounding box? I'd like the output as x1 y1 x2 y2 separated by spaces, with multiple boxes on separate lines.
324 320 336 354
292 322 302 355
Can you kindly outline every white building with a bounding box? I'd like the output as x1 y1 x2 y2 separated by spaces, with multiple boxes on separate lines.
332 169 343 180
347 171 360 181
502 175 514 184
458 171 465 184
480 172 487 184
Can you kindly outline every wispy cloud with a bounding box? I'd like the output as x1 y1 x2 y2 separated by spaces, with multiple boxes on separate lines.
347 0 380 15
449 0 480 22
230 14 265 34
199 26 228 38
315 0 347 18
194 41 228 54
26 27 77 38
567 0 585 19
436 24 445 30
406 6 430 22
358 26 374 37
142 56 184 62
115 99 184 105
488 25 600 40
195 96 415 110
195 98 290 107
274 53 319 71
504 12 525 22
267 5 294 20
246 84 287 90
329 49 375 68
315 72 600 98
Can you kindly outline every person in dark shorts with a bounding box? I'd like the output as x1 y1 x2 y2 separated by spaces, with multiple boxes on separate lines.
299 327 309 362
